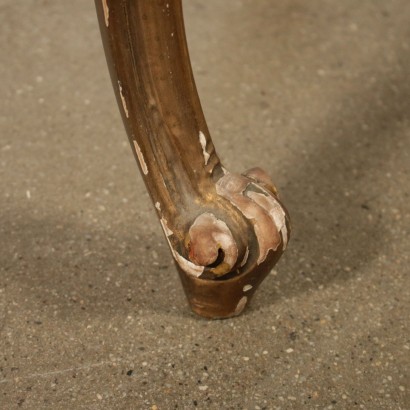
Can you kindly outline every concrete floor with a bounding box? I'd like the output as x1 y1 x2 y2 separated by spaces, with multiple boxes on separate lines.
1 0 409 409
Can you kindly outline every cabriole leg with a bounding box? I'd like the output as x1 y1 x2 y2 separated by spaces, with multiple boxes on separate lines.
94 0 290 319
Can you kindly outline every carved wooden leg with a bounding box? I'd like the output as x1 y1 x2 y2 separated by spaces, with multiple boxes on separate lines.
94 0 290 318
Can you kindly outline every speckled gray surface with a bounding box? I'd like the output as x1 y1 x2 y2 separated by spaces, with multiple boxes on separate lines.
1 0 409 409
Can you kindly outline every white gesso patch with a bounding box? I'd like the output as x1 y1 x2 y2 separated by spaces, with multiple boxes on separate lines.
133 140 148 175
234 296 248 315
174 252 204 277
160 217 173 237
118 81 129 118
102 0 109 27
155 202 161 211
199 131 210 165
159 217 204 278
240 247 249 267
247 191 288 249
243 284 253 293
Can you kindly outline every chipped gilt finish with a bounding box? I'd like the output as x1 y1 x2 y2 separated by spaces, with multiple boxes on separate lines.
95 0 290 318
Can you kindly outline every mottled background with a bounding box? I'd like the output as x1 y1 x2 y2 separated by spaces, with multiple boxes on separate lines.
1 0 409 409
